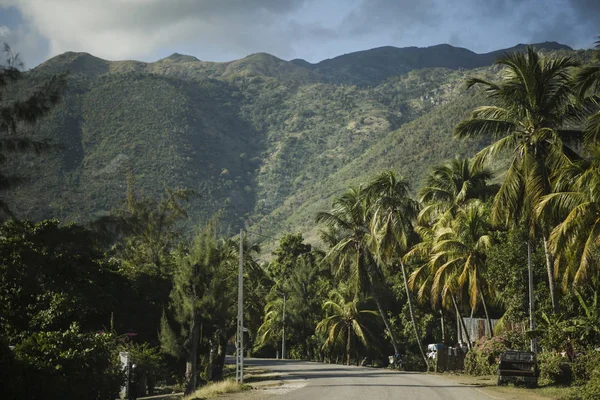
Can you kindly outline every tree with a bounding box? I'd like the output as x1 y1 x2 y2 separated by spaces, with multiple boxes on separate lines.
428 201 495 336
418 156 497 225
364 170 428 367
316 187 400 353
0 44 65 220
537 144 600 288
0 219 122 342
454 47 581 313
160 222 233 394
316 283 378 366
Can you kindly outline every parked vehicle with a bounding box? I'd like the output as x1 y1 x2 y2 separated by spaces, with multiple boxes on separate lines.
497 350 539 387
427 343 444 360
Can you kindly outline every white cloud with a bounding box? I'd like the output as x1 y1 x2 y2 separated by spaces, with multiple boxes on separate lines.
0 0 332 63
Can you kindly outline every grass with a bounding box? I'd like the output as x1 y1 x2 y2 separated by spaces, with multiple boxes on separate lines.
440 373 579 399
184 379 250 400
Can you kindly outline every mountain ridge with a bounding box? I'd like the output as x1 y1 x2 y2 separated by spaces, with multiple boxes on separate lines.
7 42 585 248
37 41 572 87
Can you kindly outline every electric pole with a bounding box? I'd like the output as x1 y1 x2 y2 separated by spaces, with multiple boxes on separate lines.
236 229 244 383
527 241 537 353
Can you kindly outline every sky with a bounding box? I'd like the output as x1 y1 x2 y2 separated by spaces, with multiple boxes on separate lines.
0 0 599 69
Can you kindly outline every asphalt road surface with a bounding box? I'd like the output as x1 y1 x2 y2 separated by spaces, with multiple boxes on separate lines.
238 358 497 400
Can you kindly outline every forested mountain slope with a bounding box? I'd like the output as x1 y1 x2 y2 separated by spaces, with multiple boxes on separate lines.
3 42 586 244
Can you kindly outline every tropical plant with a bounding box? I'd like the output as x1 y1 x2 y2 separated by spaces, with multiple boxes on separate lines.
538 144 600 288
418 156 497 225
429 201 495 335
364 170 428 367
316 283 378 366
316 187 399 353
454 47 582 313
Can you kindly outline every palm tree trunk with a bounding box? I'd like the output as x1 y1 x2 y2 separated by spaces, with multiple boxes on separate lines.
543 235 559 314
479 291 493 337
346 327 351 366
371 288 398 354
440 310 445 343
452 295 471 350
400 260 429 369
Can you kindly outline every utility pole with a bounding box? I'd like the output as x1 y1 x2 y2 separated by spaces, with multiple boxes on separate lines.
281 293 286 360
236 229 244 383
527 241 537 353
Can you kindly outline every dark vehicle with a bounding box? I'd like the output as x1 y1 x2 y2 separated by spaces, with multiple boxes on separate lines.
497 350 539 387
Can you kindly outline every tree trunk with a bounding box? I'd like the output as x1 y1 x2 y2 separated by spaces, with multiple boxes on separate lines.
479 291 493 337
210 331 227 381
543 236 559 314
440 310 445 343
184 310 200 395
371 289 398 354
346 327 351 366
400 260 429 369
209 329 227 382
452 295 471 350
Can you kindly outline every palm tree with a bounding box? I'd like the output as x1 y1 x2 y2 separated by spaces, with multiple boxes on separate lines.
454 47 581 313
316 187 400 353
316 283 378 366
573 37 600 144
537 144 600 288
419 157 497 226
429 201 495 336
364 170 428 368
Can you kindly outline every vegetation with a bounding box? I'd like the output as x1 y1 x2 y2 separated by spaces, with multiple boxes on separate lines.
3 41 600 400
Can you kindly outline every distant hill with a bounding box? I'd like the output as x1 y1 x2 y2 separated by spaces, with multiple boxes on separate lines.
290 41 573 86
5 42 584 248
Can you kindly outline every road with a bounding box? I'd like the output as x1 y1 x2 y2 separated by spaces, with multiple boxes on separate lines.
235 358 499 400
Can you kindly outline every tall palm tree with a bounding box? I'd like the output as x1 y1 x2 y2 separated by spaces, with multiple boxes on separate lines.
573 37 600 144
454 47 581 313
429 201 495 336
537 144 600 288
316 283 378 366
316 187 400 353
364 170 428 368
419 157 497 226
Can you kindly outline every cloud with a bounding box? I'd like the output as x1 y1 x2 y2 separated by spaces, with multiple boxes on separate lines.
0 0 332 63
0 0 598 67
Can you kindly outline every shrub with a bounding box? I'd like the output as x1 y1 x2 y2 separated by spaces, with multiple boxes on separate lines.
13 324 124 400
465 336 509 376
572 349 600 385
580 368 600 400
538 351 572 385
289 344 305 360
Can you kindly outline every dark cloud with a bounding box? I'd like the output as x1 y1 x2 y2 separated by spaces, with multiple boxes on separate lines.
0 0 598 67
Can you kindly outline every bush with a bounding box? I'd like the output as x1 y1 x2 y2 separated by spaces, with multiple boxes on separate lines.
538 351 572 385
465 336 509 376
288 344 305 360
580 368 600 400
13 324 124 400
572 349 600 385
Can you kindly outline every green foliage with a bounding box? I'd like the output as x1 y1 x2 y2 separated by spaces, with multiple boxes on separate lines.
539 352 573 386
12 323 123 400
464 333 526 376
571 349 600 385
0 219 122 341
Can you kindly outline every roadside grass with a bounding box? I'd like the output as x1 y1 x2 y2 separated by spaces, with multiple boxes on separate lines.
184 380 251 400
441 373 579 399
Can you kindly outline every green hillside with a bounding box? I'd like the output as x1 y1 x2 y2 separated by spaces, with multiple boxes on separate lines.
3 42 587 244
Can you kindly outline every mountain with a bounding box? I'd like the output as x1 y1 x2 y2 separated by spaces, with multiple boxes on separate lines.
4 42 585 247
290 41 573 86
